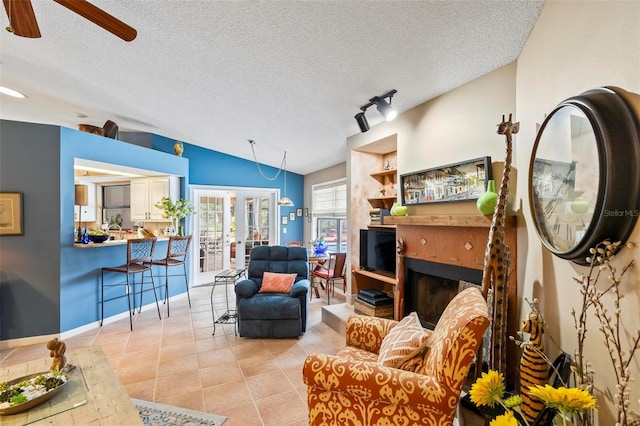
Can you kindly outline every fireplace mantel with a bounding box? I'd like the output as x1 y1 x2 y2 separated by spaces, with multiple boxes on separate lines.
384 214 517 228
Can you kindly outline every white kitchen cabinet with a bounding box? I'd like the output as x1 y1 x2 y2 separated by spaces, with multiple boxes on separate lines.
74 182 97 223
130 176 179 221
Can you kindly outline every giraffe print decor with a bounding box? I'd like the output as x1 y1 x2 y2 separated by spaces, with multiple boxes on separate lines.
481 113 519 377
518 298 548 424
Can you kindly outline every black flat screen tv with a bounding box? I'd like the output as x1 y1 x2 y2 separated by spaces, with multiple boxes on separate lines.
359 228 396 276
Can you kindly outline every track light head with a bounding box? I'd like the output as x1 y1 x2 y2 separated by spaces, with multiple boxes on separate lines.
355 111 369 132
373 97 397 121
354 89 398 132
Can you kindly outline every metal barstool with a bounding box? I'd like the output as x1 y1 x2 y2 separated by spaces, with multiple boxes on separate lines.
148 235 192 317
100 237 161 330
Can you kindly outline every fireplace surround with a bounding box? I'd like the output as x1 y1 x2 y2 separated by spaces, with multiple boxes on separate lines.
387 214 518 383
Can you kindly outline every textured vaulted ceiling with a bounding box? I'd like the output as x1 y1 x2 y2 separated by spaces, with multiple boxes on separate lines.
0 0 544 175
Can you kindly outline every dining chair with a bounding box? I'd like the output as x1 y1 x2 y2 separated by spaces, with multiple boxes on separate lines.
100 237 160 330
148 235 193 317
311 252 347 304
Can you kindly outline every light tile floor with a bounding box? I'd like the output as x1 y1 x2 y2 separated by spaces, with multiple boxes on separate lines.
1 283 484 426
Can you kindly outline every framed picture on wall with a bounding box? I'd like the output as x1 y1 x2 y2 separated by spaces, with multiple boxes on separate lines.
0 192 24 236
296 208 303 217
400 156 492 205
282 216 288 225
289 212 295 221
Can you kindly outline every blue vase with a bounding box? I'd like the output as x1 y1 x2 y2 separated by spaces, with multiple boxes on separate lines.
81 227 90 244
314 240 327 255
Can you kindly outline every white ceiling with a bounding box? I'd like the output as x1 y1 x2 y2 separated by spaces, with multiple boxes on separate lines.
0 0 544 175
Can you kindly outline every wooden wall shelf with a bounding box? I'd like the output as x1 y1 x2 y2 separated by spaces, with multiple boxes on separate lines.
370 169 397 183
367 196 397 209
384 214 516 228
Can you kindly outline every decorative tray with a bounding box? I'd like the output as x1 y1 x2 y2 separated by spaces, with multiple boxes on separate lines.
0 371 68 416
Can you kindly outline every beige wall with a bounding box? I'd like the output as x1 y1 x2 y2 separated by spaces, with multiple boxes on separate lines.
343 0 640 421
516 0 640 421
346 62 518 300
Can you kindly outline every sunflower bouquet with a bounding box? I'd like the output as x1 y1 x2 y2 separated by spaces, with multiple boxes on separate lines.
469 370 596 426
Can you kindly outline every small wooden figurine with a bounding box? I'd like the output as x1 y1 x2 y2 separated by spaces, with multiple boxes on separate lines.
47 338 67 371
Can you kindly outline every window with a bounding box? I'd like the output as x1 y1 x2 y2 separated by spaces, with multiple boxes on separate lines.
312 179 347 252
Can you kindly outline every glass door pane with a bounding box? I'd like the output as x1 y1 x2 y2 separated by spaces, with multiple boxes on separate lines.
235 192 276 269
193 190 232 285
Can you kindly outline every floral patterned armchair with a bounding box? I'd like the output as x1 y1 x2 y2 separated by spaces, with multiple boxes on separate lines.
302 286 490 426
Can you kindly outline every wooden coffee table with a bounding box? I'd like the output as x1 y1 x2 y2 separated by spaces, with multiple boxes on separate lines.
0 346 142 425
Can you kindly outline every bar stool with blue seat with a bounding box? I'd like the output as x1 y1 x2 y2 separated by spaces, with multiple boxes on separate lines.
148 235 192 317
100 237 161 330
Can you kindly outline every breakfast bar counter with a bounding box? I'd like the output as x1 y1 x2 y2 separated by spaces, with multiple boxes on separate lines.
72 237 169 248
61 237 173 332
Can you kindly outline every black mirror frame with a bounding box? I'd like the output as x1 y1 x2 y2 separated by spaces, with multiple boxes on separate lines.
528 86 640 265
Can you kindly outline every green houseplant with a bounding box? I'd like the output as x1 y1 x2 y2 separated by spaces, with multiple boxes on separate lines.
154 197 195 236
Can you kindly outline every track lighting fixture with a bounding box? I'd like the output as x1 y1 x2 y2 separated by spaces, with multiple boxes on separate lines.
354 89 397 132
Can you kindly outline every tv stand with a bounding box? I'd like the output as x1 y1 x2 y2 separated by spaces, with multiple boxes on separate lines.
352 269 397 318
354 269 396 285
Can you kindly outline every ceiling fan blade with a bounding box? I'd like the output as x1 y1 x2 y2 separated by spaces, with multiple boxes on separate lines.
2 0 41 38
53 0 136 42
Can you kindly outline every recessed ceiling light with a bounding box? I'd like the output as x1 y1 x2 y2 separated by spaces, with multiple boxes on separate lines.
0 85 26 98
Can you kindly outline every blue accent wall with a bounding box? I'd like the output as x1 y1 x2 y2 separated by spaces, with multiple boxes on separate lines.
151 136 304 243
59 127 189 333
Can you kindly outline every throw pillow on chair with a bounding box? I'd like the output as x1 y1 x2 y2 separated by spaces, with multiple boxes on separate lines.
259 272 297 293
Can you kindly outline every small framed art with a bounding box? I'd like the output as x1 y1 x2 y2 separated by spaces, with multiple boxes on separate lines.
0 192 24 236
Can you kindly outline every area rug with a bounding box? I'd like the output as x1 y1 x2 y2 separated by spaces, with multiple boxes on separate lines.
132 398 227 426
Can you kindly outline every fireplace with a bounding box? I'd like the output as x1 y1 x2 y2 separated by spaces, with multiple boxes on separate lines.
388 219 517 385
404 257 483 329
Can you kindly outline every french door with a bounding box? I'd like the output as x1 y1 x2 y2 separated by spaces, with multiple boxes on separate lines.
193 189 232 286
191 186 278 286
235 192 276 270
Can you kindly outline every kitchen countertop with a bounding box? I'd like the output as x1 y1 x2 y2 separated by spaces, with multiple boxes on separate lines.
73 237 169 248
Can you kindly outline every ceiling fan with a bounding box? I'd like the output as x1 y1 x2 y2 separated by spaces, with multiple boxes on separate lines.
3 0 136 41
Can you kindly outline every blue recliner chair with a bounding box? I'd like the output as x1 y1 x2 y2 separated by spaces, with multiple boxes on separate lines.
235 246 310 338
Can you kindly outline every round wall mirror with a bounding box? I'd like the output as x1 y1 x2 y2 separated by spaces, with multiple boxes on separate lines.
529 87 640 265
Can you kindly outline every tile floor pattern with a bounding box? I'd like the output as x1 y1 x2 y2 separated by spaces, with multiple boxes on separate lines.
1 283 485 426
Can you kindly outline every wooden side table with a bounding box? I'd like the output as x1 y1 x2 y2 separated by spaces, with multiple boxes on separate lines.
0 346 142 425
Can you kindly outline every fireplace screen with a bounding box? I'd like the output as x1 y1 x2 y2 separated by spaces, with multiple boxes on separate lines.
403 258 483 328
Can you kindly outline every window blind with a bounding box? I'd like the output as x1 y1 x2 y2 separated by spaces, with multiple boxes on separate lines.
312 181 346 217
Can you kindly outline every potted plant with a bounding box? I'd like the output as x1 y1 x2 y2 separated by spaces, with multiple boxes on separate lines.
154 197 195 236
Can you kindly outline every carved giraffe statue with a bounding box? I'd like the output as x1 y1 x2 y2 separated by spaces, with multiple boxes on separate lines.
481 113 519 377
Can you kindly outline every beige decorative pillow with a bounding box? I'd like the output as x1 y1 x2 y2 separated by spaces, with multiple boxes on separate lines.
377 312 429 369
259 272 297 293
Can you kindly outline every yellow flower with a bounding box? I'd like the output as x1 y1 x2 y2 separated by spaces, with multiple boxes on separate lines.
489 411 519 426
470 370 505 407
528 385 597 415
